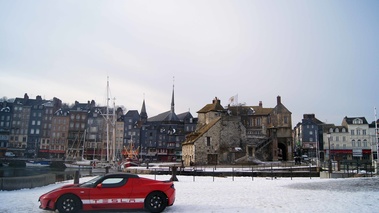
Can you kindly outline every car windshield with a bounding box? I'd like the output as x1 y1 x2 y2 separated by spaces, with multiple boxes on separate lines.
79 176 103 187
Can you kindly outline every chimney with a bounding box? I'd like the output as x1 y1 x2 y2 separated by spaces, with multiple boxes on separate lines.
277 96 281 105
212 97 220 105
303 114 315 119
259 101 262 107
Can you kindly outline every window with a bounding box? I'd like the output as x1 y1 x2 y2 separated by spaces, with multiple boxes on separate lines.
357 129 361 135
284 116 288 124
352 140 356 147
350 130 355 135
100 177 127 188
362 130 366 135
206 137 211 146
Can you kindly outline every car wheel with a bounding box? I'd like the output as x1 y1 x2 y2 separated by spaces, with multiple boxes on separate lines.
145 191 167 213
56 194 81 213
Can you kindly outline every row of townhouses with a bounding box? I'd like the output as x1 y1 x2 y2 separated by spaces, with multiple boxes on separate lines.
294 114 379 163
0 90 197 162
1 91 378 166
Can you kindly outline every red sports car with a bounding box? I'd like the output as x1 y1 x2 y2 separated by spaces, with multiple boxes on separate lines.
39 173 175 213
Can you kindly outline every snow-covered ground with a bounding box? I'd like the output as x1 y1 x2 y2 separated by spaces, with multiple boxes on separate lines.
0 174 378 213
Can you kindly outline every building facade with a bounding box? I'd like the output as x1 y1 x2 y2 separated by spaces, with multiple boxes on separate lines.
182 96 292 166
323 117 374 161
293 114 325 160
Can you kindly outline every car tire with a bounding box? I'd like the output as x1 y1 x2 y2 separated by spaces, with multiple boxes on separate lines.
56 194 81 213
145 191 167 213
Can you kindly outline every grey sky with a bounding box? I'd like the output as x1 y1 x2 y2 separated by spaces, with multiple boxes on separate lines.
1 0 378 126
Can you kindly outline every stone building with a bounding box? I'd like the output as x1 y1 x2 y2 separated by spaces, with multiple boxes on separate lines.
182 97 247 166
182 96 293 166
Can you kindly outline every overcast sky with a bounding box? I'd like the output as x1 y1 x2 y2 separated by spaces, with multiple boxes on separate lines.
1 0 378 126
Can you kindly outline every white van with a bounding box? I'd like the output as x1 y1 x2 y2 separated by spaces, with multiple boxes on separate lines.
5 152 16 157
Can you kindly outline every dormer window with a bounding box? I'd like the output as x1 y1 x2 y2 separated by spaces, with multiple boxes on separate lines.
248 108 255 115
353 118 363 124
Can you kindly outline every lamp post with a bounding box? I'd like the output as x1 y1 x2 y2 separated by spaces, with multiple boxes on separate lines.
327 133 332 178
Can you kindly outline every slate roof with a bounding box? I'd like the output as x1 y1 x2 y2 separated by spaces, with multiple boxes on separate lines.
182 117 221 145
125 110 140 117
148 110 179 122
228 105 273 116
14 95 47 106
343 116 368 125
177 111 193 121
197 98 224 113
302 115 324 125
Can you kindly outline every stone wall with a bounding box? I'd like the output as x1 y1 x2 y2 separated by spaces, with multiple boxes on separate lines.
0 173 56 191
193 116 247 165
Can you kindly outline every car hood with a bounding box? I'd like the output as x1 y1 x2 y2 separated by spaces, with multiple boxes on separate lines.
41 184 79 196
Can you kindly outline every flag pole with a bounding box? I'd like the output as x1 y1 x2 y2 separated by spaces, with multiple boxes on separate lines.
375 107 378 174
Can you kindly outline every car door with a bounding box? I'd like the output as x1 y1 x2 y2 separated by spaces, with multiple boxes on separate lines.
89 177 134 209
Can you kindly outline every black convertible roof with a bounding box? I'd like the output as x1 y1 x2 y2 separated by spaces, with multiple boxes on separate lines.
102 173 140 178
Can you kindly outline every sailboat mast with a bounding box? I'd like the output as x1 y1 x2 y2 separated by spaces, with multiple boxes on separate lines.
82 129 86 160
112 98 116 162
375 107 378 167
106 77 110 162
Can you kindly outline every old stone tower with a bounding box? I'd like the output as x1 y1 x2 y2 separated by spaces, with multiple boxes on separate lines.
182 96 293 166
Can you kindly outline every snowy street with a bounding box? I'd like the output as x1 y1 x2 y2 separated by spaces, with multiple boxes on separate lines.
0 175 378 213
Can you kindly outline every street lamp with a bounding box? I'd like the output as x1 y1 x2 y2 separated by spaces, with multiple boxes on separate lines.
327 133 332 178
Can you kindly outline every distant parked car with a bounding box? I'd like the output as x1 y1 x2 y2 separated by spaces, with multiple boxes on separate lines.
39 173 175 213
301 155 309 162
5 152 15 157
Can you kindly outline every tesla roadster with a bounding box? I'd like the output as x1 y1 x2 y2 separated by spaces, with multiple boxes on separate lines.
39 173 175 213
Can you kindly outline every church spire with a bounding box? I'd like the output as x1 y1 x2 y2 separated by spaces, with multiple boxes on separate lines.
140 93 147 122
171 76 175 114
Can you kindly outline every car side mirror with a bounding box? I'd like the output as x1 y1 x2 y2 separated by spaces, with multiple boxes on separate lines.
96 183 103 188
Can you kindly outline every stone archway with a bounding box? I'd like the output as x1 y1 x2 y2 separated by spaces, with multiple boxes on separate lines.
278 142 287 161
